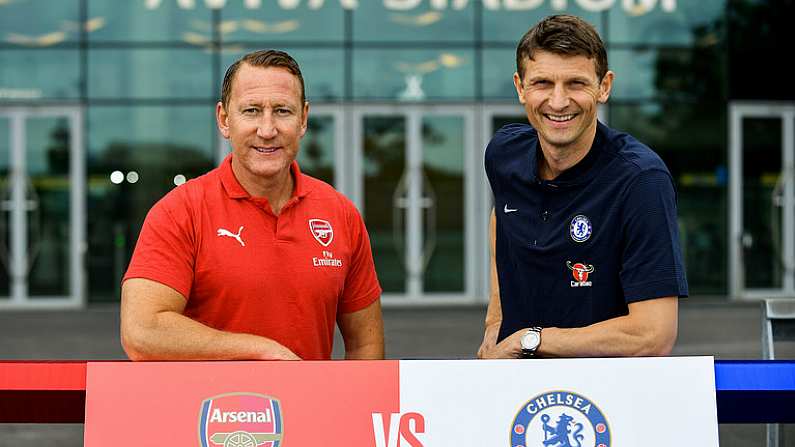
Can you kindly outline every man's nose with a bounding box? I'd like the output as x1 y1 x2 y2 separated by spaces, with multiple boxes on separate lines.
547 84 570 110
257 113 278 139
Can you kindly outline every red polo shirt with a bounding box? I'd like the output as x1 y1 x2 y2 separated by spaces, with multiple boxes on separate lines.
124 155 382 360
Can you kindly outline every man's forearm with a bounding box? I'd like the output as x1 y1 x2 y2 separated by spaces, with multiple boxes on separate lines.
344 341 385 360
122 310 300 361
487 297 678 359
538 298 678 357
539 319 672 357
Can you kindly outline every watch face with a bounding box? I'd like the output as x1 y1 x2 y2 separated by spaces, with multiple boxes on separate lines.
521 330 540 351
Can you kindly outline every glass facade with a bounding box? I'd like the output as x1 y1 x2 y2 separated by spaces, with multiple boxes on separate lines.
0 0 791 304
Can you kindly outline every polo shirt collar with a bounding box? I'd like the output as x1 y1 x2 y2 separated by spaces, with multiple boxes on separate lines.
531 120 606 188
219 153 310 200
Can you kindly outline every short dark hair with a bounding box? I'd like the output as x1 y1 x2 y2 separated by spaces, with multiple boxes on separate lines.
220 49 306 109
516 15 608 81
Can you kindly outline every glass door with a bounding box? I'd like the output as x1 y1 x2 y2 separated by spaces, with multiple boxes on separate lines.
354 106 478 304
0 107 84 308
730 103 795 300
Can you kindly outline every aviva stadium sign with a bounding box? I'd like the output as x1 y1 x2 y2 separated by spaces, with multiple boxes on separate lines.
144 0 677 14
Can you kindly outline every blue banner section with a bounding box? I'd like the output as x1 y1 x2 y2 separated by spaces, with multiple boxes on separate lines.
715 361 795 423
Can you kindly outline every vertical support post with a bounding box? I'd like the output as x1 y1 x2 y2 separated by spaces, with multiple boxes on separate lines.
406 110 423 299
10 114 27 303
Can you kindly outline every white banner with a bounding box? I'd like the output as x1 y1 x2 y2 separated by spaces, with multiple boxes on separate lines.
398 356 718 447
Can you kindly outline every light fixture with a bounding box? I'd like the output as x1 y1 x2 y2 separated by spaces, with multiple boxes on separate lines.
110 171 124 185
174 175 187 186
126 171 140 184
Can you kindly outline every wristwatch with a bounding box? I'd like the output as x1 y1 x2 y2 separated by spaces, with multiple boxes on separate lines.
520 327 543 358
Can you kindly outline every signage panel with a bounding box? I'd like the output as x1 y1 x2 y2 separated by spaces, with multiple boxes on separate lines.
84 361 399 446
399 357 719 446
84 357 718 446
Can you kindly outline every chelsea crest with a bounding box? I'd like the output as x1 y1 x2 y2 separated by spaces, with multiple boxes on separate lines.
510 391 610 447
569 215 592 243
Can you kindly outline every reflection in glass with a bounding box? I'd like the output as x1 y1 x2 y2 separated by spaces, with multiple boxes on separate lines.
87 106 215 302
607 1 725 45
220 48 344 102
609 49 657 100
0 118 10 298
0 50 80 100
26 117 71 297
742 118 783 289
609 47 726 102
353 2 474 42
610 103 726 294
89 49 213 99
87 0 211 42
482 7 600 42
0 0 79 45
364 116 406 293
298 116 335 187
483 49 518 99
354 49 474 100
220 3 344 42
422 116 464 293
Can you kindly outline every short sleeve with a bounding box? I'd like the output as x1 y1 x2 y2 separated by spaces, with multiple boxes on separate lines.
339 203 382 314
123 191 196 300
619 169 689 302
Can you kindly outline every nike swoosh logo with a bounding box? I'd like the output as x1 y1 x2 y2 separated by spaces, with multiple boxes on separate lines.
504 204 518 213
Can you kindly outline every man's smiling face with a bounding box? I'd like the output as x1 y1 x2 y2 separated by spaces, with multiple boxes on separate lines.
514 50 613 153
217 63 308 194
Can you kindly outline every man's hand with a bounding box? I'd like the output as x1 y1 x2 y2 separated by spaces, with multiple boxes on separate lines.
479 328 524 359
260 339 302 360
477 322 500 359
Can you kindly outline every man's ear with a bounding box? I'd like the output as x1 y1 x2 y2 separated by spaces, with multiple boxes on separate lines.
300 101 310 137
513 72 526 105
597 71 614 104
215 101 230 139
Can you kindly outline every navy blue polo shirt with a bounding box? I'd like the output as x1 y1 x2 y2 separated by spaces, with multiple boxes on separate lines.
485 121 688 342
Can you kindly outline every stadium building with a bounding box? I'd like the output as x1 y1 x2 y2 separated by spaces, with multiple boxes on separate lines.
0 0 792 308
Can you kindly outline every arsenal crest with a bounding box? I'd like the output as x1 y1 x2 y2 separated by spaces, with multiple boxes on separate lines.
309 219 334 247
199 393 283 447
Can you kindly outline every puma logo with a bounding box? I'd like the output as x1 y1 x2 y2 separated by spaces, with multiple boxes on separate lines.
217 226 245 247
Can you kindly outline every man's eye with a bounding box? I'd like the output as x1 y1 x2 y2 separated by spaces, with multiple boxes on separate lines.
243 108 258 114
276 108 292 115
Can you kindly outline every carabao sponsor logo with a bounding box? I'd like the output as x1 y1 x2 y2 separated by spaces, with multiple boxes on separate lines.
567 261 594 288
199 393 283 447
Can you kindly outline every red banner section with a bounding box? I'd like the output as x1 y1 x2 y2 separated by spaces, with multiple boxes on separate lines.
0 361 87 423
84 361 399 447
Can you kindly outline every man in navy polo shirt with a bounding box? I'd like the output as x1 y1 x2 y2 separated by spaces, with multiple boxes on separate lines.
477 15 687 359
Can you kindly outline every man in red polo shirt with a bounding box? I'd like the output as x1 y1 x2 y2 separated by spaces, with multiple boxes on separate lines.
120 50 383 361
